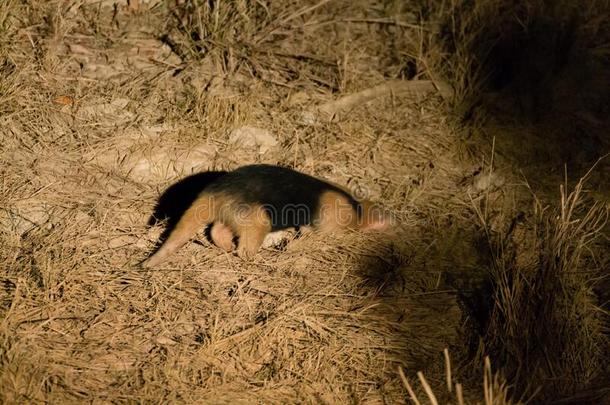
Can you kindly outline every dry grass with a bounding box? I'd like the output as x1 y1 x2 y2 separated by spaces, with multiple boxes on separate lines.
475 167 609 402
0 0 608 403
399 350 519 405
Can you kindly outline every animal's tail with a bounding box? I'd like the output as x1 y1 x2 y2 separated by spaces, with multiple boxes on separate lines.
142 192 216 267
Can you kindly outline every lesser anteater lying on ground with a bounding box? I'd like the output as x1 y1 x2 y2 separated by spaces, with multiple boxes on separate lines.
143 164 393 267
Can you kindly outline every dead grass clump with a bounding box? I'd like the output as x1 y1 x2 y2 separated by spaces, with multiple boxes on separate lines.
163 0 342 88
163 0 442 93
477 170 609 401
400 350 521 405
162 0 269 66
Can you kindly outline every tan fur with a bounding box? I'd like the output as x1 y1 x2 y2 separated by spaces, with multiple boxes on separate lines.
233 204 272 259
359 199 394 231
210 222 234 251
143 187 392 267
315 190 358 231
315 191 393 233
318 181 393 231
143 192 232 267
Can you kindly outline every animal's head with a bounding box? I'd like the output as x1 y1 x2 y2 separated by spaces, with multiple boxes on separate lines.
358 200 395 232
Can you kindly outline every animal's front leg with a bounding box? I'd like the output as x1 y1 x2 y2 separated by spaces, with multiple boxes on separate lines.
210 222 235 251
235 205 271 259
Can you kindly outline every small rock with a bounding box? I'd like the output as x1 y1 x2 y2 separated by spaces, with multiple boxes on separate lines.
262 229 296 248
229 126 278 154
473 172 505 192
300 110 317 126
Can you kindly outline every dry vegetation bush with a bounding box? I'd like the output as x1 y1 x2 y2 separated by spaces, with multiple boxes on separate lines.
473 171 609 402
0 0 608 403
400 351 519 405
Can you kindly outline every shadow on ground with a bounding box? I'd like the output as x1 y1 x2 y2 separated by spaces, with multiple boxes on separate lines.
348 224 494 400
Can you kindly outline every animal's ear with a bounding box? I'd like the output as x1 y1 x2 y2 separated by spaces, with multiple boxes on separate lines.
360 201 395 232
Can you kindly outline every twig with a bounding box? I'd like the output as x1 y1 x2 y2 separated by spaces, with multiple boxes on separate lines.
398 366 422 405
418 371 439 405
305 80 453 122
444 348 452 393
327 17 425 30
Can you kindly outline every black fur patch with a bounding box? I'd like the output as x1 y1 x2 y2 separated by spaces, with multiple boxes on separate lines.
205 164 360 231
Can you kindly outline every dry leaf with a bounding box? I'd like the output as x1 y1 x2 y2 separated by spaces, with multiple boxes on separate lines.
53 95 74 105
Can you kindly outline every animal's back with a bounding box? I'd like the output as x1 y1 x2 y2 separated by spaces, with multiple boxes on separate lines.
142 164 390 267
206 164 358 230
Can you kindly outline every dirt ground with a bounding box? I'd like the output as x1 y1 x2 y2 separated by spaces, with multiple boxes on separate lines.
1 1 608 403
